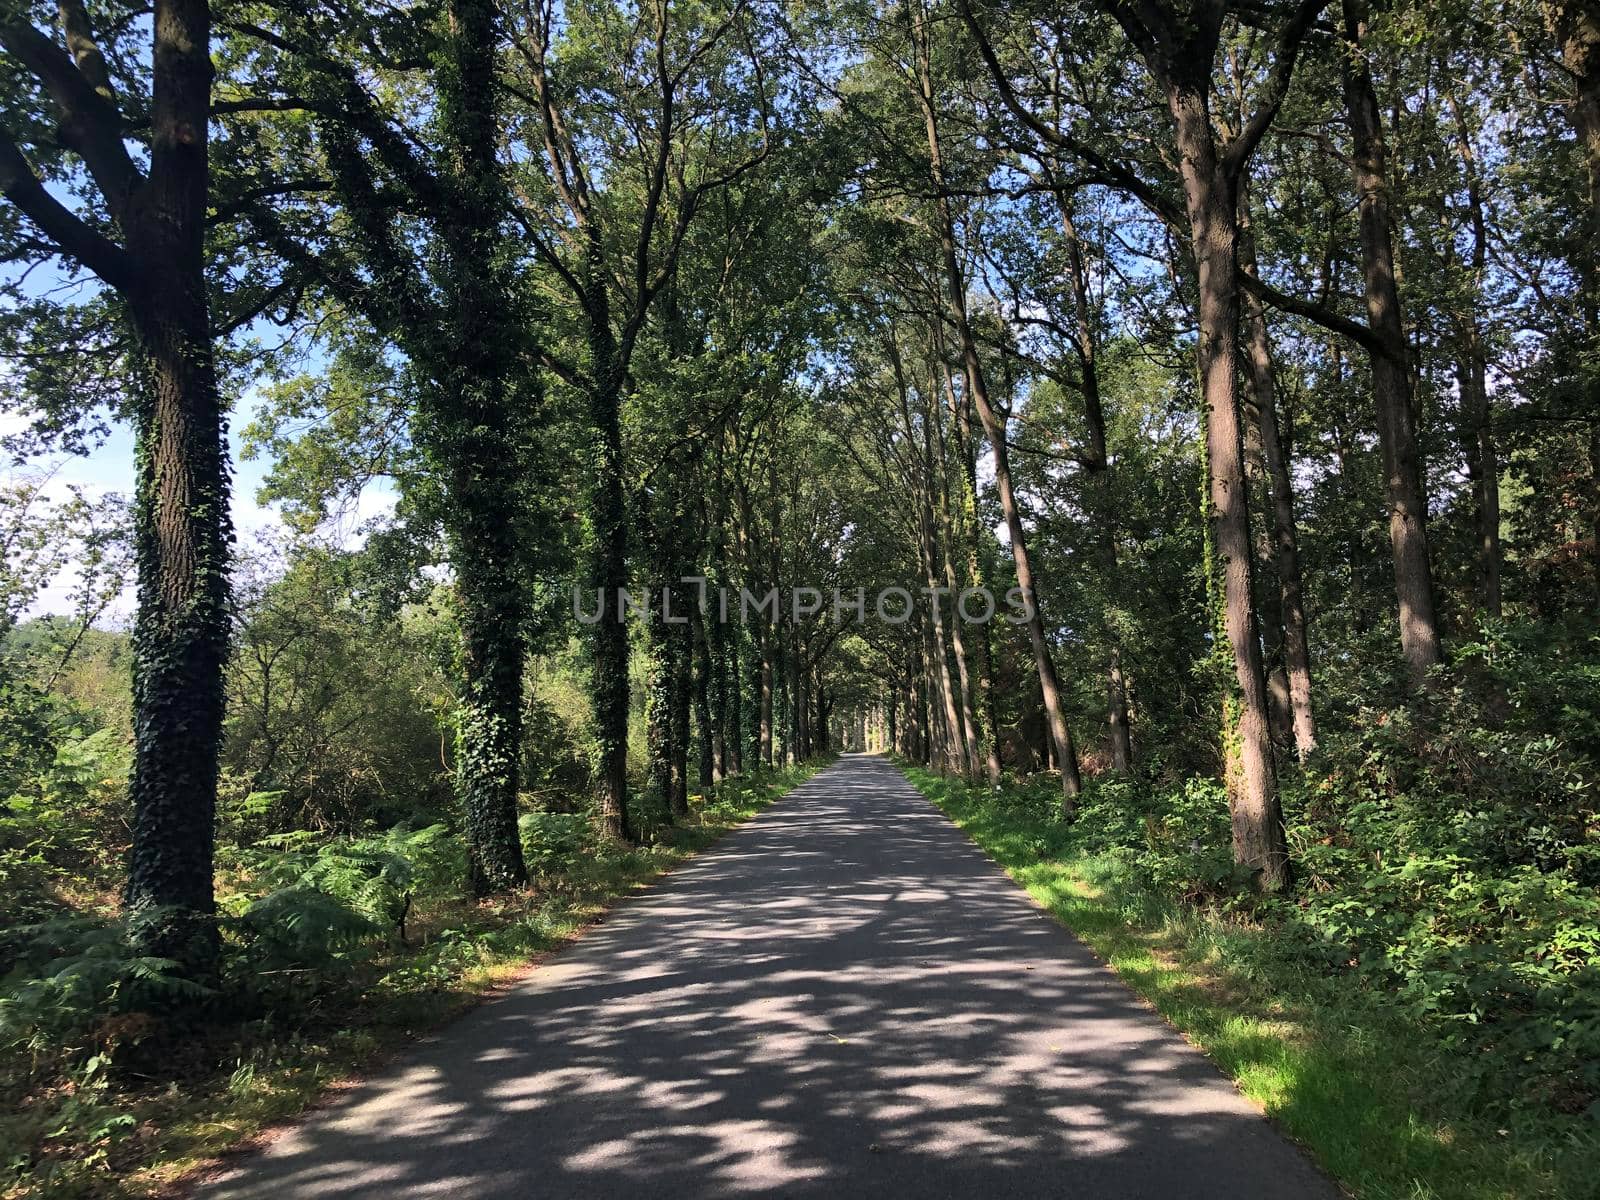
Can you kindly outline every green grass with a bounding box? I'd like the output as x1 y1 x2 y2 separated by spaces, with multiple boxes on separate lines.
3 759 827 1200
900 764 1592 1200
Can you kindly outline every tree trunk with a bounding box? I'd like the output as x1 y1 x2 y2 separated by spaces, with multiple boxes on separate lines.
588 359 632 839
123 292 231 972
436 0 531 891
100 0 229 975
917 494 969 777
1238 179 1317 757
708 451 730 781
691 592 715 789
1342 0 1444 679
931 388 984 781
796 643 811 760
727 623 743 776
758 624 773 767
646 609 673 825
1169 83 1291 891
669 580 692 817
945 366 1004 785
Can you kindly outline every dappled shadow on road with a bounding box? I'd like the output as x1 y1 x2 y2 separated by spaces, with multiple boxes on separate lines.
204 755 1334 1199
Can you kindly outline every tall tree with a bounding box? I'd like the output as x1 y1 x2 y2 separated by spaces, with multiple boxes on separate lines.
1237 177 1317 755
1 0 232 968
224 0 551 890
1339 0 1444 678
962 0 1319 886
1553 1 1600 581
507 0 770 837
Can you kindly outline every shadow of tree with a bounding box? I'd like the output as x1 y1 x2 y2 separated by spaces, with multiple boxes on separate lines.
202 755 1335 1199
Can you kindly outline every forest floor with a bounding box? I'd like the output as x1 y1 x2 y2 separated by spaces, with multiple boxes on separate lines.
197 753 1332 1199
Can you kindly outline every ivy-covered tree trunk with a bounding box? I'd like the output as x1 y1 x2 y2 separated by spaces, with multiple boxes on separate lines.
0 0 233 975
117 0 230 974
453 571 529 893
124 263 231 973
434 0 530 892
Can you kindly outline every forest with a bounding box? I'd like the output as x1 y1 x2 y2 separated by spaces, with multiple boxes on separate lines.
1 0 1598 1195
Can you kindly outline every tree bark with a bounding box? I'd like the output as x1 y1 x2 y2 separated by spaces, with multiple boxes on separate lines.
1342 0 1444 679
437 0 532 892
105 14 226 973
669 578 692 817
1170 82 1290 891
646 607 674 825
758 624 774 767
124 274 231 972
588 350 633 839
691 589 715 789
1238 178 1317 756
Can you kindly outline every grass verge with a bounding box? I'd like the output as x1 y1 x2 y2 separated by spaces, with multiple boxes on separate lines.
5 759 828 1200
901 763 1591 1200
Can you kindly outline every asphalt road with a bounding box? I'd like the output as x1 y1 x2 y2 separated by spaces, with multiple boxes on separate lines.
205 753 1337 1199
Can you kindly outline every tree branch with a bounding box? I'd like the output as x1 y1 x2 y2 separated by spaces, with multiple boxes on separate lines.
0 126 135 290
0 14 142 218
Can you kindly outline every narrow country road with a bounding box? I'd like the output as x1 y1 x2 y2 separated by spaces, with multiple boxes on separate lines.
205 755 1335 1199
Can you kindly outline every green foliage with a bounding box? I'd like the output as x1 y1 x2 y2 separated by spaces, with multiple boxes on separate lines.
0 918 199 1053
0 698 130 927
229 824 460 977
1274 620 1600 1117
221 548 454 838
519 811 591 879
